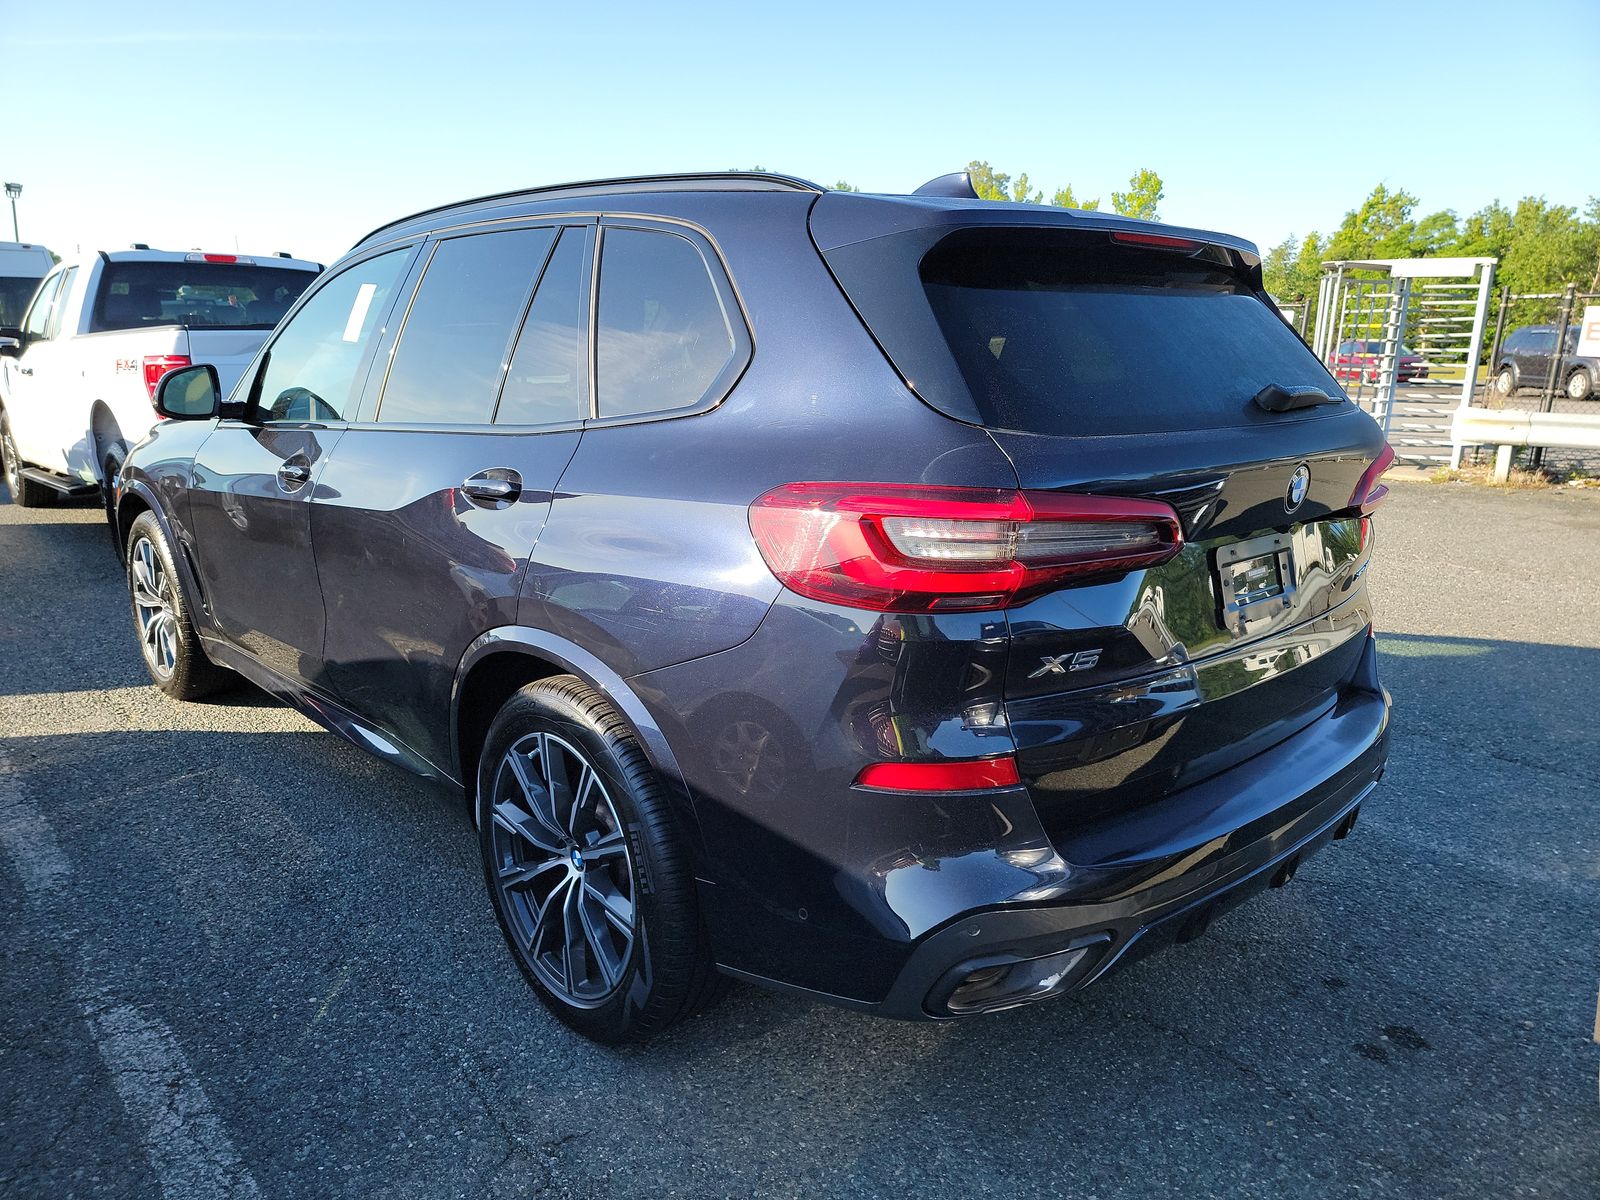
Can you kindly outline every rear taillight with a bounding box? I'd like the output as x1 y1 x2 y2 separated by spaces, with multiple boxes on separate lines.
855 756 1021 791
142 355 191 404
1349 444 1395 516
749 482 1183 613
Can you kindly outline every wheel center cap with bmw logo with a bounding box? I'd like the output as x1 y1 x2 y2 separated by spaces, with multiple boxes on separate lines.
1285 463 1311 514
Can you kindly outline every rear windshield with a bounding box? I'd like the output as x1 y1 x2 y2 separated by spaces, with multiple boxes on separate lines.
919 230 1338 436
89 261 317 333
0 276 44 327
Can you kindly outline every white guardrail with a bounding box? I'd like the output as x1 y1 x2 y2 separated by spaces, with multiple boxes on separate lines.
1450 406 1600 479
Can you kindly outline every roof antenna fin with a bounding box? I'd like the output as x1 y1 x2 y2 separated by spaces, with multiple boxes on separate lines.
912 171 980 199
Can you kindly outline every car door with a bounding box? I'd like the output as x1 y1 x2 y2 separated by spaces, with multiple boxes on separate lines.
186 244 417 684
310 221 590 770
3 267 75 470
1516 327 1556 388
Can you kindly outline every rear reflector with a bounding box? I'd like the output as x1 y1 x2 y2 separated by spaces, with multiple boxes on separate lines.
855 757 1021 791
142 354 192 401
1349 443 1395 515
750 482 1183 613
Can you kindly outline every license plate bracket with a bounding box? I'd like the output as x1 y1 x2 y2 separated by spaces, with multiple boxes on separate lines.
1215 531 1297 636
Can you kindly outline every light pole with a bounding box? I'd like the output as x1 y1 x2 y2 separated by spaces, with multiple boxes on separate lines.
3 183 19 241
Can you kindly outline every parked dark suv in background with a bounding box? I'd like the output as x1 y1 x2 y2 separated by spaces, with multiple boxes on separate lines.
116 171 1393 1043
1494 323 1597 401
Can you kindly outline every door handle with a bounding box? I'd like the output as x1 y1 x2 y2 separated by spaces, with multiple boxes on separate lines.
17 366 32 376
461 470 522 506
277 458 312 489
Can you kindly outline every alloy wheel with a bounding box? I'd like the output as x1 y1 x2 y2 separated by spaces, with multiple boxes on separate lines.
130 535 179 678
488 732 637 1007
1568 371 1591 401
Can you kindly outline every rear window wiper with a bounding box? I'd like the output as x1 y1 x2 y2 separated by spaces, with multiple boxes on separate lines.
1252 383 1344 413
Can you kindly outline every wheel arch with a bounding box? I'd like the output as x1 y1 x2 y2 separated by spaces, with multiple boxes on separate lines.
452 628 704 854
89 402 127 482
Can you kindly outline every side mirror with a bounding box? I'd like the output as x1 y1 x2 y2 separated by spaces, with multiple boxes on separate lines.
0 327 22 357
154 363 222 420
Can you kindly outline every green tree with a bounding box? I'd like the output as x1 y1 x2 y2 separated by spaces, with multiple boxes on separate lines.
1050 185 1100 211
1325 183 1422 260
1110 168 1164 221
833 180 859 192
966 160 1041 204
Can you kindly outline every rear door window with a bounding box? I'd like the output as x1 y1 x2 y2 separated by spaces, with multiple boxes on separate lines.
594 226 739 420
496 227 587 426
376 227 558 426
920 229 1340 436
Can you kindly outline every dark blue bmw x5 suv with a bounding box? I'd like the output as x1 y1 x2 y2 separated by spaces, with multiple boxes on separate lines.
116 171 1392 1043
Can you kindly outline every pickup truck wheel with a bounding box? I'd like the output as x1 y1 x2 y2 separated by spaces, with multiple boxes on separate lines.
126 511 231 699
1566 369 1593 401
1 416 53 508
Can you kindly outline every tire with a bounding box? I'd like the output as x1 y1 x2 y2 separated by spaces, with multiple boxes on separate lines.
1 414 55 508
125 510 232 699
477 675 727 1044
1494 366 1515 398
1566 369 1593 401
102 453 124 557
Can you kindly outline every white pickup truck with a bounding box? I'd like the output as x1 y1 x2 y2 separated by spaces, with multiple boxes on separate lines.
0 247 320 508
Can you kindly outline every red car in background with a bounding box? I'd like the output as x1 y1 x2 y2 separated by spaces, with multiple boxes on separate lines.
1329 339 1428 383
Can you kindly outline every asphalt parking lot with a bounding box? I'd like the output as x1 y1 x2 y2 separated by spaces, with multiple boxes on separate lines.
2 481 1597 1199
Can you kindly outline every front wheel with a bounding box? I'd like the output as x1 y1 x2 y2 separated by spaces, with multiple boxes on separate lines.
1567 369 1593 401
1494 367 1515 398
477 676 727 1043
126 511 232 699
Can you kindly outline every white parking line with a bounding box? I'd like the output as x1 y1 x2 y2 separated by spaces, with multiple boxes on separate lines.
0 761 70 899
77 996 264 1199
0 748 263 1199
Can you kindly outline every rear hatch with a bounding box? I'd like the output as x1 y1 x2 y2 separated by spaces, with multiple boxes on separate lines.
815 202 1387 847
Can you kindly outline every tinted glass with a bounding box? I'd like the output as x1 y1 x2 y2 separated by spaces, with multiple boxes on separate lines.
595 227 735 419
497 228 586 425
253 248 411 423
378 228 555 426
0 276 43 327
922 229 1339 436
90 262 317 332
22 271 64 339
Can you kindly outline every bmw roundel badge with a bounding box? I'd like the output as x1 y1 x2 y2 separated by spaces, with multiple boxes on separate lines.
1285 463 1311 514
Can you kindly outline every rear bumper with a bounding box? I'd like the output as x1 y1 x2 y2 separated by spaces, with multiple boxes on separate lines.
720 668 1390 1020
874 728 1383 1019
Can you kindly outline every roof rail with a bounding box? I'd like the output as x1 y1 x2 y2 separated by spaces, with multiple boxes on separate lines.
355 171 823 248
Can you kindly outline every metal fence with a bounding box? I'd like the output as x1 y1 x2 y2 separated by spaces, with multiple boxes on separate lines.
1476 284 1599 471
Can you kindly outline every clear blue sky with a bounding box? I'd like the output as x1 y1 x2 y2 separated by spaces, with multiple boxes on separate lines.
6 0 1596 265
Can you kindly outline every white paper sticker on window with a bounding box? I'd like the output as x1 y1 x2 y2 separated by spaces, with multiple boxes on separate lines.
341 283 378 343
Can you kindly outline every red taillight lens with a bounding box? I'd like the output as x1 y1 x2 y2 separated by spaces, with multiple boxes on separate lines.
1110 231 1202 251
855 756 1021 791
1349 444 1395 516
142 355 192 402
749 482 1183 613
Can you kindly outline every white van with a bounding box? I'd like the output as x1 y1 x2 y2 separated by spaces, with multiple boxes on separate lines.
0 242 54 329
